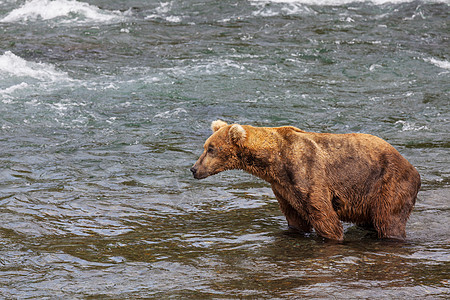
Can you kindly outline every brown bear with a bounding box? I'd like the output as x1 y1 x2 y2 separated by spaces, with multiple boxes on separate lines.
191 120 421 241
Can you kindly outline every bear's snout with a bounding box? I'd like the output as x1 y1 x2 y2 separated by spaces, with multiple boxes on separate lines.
190 164 209 179
190 165 202 179
190 166 197 176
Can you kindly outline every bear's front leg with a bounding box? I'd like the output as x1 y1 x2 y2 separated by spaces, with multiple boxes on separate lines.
272 186 312 233
305 191 344 241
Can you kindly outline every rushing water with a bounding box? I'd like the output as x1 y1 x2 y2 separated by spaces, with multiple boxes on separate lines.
0 0 449 298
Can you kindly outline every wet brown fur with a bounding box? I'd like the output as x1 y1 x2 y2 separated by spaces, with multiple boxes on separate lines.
191 121 421 241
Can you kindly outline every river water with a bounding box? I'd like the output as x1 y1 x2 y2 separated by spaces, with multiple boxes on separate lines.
0 0 449 298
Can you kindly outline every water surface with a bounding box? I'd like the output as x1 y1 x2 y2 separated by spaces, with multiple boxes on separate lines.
0 0 449 298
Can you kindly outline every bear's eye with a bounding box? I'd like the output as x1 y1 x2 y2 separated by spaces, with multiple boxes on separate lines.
207 145 215 154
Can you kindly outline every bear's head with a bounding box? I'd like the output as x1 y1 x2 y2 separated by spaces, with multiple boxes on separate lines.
190 120 247 179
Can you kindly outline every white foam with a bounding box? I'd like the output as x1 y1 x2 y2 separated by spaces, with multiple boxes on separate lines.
0 51 70 81
154 108 187 119
395 120 428 132
0 0 126 23
1 82 29 94
251 0 449 6
251 1 314 16
0 82 29 102
165 15 182 23
167 59 248 78
145 1 183 23
424 57 450 70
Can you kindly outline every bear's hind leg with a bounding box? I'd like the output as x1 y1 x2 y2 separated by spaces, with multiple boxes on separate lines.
373 194 416 240
374 214 407 240
372 165 420 240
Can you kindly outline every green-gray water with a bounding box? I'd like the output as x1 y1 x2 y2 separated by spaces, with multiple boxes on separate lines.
0 0 449 298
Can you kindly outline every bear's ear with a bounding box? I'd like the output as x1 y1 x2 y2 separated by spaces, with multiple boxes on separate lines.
229 124 247 145
211 120 228 133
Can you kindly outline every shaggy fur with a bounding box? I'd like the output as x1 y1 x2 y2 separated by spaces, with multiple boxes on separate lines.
191 120 421 241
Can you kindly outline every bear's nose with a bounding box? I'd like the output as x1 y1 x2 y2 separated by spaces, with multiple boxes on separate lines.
190 166 197 175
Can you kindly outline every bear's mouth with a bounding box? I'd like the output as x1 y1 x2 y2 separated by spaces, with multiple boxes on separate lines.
190 166 208 179
192 172 208 180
